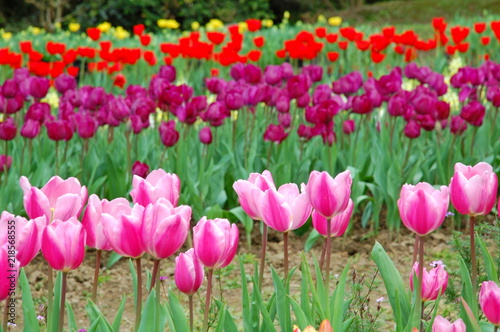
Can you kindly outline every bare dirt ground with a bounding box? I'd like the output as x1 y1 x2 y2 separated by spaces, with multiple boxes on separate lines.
19 218 468 331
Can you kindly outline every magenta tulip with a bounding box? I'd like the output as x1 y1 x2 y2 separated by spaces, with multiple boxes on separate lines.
0 155 11 173
410 262 448 301
0 243 19 301
174 249 204 295
232 170 275 220
432 316 466 332
199 127 212 145
41 217 86 272
397 182 449 236
142 198 191 260
19 175 88 222
449 162 498 216
193 217 239 269
306 170 352 219
81 194 131 251
0 211 45 267
259 184 312 233
131 161 149 178
312 198 353 237
130 169 180 207
102 203 145 258
479 281 500 325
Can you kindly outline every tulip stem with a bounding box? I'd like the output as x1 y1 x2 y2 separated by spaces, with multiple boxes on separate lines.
203 269 214 332
259 223 268 289
58 272 68 332
418 235 424 332
284 231 289 280
402 139 413 175
319 237 327 271
188 295 194 332
493 326 498 332
47 265 54 332
3 295 10 331
412 235 419 266
159 147 167 166
469 216 477 296
325 218 332 294
134 258 142 332
92 250 101 303
20 138 27 175
54 141 59 175
266 144 272 169
150 260 160 292
155 266 161 332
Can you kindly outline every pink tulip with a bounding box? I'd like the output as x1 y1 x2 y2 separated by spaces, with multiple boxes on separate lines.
0 243 20 301
130 169 180 207
142 198 191 260
259 184 312 232
19 175 88 222
312 198 353 237
193 217 239 269
41 217 86 272
306 170 352 219
397 183 449 236
0 211 45 267
409 262 448 301
449 162 498 216
232 170 276 220
102 203 145 258
174 249 204 295
432 316 466 332
81 194 131 251
479 281 500 325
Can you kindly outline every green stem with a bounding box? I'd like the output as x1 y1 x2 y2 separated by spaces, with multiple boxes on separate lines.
402 138 413 175
412 235 419 266
134 258 142 332
259 223 268 289
418 235 424 332
203 269 214 332
150 260 160 292
54 141 59 174
189 295 194 332
155 263 161 332
47 264 53 332
283 231 289 280
325 218 332 293
58 272 68 332
470 216 477 296
91 250 101 304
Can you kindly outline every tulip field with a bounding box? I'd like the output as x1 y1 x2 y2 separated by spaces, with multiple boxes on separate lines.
0 11 499 332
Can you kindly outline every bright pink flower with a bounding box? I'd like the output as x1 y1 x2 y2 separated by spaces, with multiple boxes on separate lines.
41 217 86 272
397 183 449 236
259 184 312 232
449 162 498 216
432 316 466 332
130 169 180 207
81 194 131 251
312 198 353 237
306 170 352 219
102 203 145 258
0 243 19 300
410 262 448 301
19 175 88 222
174 249 204 295
479 281 500 325
232 170 276 220
193 217 239 269
0 211 45 267
142 198 191 260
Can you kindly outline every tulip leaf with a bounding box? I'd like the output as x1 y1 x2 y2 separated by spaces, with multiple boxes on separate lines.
304 229 322 252
168 290 189 332
215 299 239 331
19 268 40 332
128 259 138 313
288 295 310 329
85 300 113 332
251 275 277 332
460 297 481 332
361 200 373 228
299 260 311 320
138 291 156 332
51 271 63 332
87 317 103 332
111 296 127 332
271 266 291 332
66 302 77 331
330 260 351 332
371 241 410 328
459 257 479 330
238 256 252 332
477 235 499 282
106 252 122 269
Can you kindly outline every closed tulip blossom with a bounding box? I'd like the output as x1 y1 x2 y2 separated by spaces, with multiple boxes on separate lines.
410 261 448 301
42 217 86 272
306 170 352 219
233 170 275 220
397 182 449 236
131 161 149 178
312 199 353 237
0 211 45 267
479 281 500 326
130 169 180 207
20 175 88 222
0 243 20 301
432 316 466 332
449 162 498 216
175 249 204 296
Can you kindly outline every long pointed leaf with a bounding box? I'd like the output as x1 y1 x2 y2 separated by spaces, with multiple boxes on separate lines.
19 268 40 332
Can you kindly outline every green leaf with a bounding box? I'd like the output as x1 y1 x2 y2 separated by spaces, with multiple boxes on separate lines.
66 302 77 332
288 295 309 328
87 317 103 332
304 230 322 252
85 300 114 332
271 266 291 332
238 256 252 332
330 260 350 332
459 257 478 329
19 268 40 332
460 297 481 332
128 259 138 312
138 291 156 331
111 296 127 332
168 290 190 332
477 235 499 282
371 242 410 328
251 276 277 332
215 299 239 331
51 272 63 332
106 252 122 269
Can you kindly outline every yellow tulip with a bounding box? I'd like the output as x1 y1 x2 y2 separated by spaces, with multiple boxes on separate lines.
54 22 61 29
328 16 342 26
157 19 180 29
206 18 224 31
1 32 12 40
191 21 200 30
317 14 326 23
97 22 112 32
238 22 248 33
284 11 290 19
31 27 41 35
114 26 129 39
69 23 80 32
262 19 273 28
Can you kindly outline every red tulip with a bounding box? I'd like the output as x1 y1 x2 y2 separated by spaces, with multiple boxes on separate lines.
473 22 486 34
86 28 101 41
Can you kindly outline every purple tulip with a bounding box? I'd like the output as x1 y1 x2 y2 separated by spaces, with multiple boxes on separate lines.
158 65 176 83
21 119 41 139
263 124 288 144
264 65 282 85
54 74 77 94
332 71 363 95
199 126 212 144
0 117 17 140
159 120 179 147
460 101 485 126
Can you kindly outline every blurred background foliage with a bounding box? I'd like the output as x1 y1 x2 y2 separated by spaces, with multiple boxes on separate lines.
2 0 500 33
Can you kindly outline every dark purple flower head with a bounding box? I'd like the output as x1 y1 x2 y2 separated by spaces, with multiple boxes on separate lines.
264 65 282 85
54 74 77 94
332 71 363 95
159 120 179 147
158 65 176 83
263 124 288 144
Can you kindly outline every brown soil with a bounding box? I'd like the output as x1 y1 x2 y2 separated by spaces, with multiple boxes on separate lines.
16 219 467 331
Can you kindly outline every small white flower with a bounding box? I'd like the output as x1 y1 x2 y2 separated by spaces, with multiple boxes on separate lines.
431 260 446 268
376 297 384 302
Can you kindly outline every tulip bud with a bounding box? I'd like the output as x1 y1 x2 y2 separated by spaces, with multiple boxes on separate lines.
21 119 41 139
306 170 352 219
342 119 355 135
479 281 500 325
175 249 204 295
132 161 149 178
0 155 12 172
199 127 212 145
0 117 17 140
2 79 19 98
54 74 77 94
159 120 179 147
46 120 73 141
